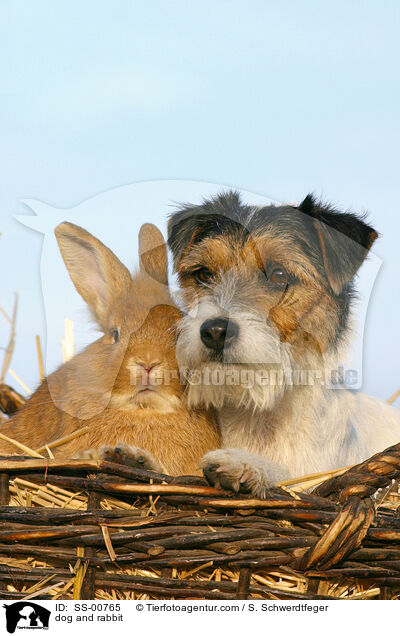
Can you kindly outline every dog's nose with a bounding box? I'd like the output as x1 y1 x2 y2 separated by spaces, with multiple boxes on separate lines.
200 318 239 351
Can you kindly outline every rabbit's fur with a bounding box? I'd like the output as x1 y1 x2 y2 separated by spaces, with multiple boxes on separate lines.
0 223 219 475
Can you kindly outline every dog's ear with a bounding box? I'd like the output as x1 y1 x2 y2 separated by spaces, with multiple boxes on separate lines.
168 191 244 267
298 194 378 295
167 210 202 268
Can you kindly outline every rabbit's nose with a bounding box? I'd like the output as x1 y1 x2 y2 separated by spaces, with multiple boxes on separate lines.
142 363 159 374
137 363 161 382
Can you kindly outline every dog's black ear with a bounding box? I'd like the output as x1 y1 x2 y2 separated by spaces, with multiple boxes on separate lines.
167 209 203 267
298 194 378 295
168 191 245 267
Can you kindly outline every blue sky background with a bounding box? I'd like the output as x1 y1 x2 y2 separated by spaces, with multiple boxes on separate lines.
0 1 399 403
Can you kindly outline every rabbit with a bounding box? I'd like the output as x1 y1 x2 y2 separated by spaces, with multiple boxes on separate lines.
0 222 220 475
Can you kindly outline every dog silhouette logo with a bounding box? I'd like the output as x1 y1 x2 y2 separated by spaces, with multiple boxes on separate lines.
3 602 51 633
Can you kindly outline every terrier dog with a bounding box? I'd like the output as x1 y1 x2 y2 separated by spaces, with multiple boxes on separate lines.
168 191 400 496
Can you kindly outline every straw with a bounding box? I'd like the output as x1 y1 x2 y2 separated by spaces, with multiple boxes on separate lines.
387 387 400 405
62 318 74 363
0 432 44 457
35 335 45 382
0 293 18 383
8 369 32 395
35 426 90 454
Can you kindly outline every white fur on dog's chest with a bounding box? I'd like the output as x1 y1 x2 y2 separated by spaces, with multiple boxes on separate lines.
217 389 400 478
216 404 323 477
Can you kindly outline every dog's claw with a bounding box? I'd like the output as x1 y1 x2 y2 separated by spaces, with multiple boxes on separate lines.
238 480 253 494
200 449 281 498
219 473 238 493
203 463 219 486
202 458 241 492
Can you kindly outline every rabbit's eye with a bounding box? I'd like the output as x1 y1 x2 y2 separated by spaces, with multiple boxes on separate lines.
111 329 119 343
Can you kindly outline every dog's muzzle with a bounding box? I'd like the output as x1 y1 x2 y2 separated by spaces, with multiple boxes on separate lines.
200 317 239 352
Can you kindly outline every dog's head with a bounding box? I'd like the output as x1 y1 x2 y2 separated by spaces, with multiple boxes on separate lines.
168 191 378 411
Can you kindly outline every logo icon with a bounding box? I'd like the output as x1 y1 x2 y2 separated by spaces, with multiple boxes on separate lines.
3 602 51 633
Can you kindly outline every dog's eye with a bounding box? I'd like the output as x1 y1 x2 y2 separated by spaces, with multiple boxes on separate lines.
269 267 289 287
111 328 119 343
192 267 213 284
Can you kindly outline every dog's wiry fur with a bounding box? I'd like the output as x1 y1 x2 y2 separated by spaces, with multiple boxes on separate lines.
168 191 400 495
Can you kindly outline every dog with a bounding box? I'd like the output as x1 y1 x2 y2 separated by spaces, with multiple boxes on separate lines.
168 191 400 496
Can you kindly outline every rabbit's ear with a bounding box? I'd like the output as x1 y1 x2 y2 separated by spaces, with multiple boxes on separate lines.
138 223 168 285
55 222 131 329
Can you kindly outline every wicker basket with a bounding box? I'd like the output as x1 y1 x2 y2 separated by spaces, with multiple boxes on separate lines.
0 443 399 601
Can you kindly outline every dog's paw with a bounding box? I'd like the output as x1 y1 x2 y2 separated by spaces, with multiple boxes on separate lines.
200 448 288 498
74 444 163 472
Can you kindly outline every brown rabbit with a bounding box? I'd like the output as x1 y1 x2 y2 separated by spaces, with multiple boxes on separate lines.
0 222 219 475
